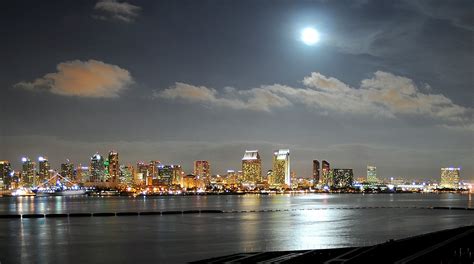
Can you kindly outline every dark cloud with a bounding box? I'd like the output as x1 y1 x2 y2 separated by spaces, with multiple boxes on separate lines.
94 0 141 23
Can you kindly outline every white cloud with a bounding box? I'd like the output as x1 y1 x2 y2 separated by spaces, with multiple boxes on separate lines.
16 59 133 98
155 71 473 128
156 82 291 112
94 0 141 23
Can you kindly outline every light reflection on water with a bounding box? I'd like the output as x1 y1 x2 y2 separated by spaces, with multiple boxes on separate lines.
0 193 473 264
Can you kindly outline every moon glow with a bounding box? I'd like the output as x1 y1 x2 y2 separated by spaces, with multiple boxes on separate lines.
301 27 320 45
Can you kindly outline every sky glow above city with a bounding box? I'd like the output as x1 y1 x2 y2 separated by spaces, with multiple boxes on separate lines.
1 0 473 180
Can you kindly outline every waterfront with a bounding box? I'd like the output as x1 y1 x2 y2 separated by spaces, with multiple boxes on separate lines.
0 193 473 263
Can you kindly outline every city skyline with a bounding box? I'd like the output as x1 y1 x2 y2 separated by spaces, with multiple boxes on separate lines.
3 148 468 181
1 1 473 180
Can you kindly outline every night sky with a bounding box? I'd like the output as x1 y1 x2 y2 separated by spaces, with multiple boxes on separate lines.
2 0 473 180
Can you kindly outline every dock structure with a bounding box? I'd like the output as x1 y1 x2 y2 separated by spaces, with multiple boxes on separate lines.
191 225 474 263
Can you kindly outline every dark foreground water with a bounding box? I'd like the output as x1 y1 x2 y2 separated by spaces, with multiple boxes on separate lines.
0 193 473 263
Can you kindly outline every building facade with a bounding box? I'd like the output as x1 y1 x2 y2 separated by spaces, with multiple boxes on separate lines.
271 149 290 187
60 159 75 180
332 169 354 188
0 161 12 189
107 151 119 183
242 150 262 184
194 160 210 186
367 166 377 183
312 160 320 186
320 160 331 186
21 157 36 186
440 167 460 188
90 153 105 182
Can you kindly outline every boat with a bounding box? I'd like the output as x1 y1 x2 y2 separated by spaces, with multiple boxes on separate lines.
11 188 36 196
52 189 86 196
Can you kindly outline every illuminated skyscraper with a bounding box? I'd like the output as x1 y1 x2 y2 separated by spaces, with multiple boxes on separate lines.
136 161 149 185
0 161 12 189
271 149 290 186
90 153 105 182
242 150 262 184
367 166 377 183
194 160 211 185
147 161 161 186
60 159 75 180
37 156 50 184
76 166 89 183
119 164 134 185
440 167 460 188
332 169 354 188
312 160 320 186
21 157 36 186
226 170 238 186
157 164 182 186
320 160 331 186
107 151 119 183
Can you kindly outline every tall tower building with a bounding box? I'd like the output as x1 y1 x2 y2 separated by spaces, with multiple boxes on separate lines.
21 157 36 186
242 150 262 184
38 156 50 184
272 149 290 186
107 151 119 183
76 165 89 183
440 167 460 188
136 162 149 185
156 164 183 187
194 160 211 185
367 166 377 183
312 160 320 186
147 161 161 186
0 161 12 189
90 153 105 182
60 159 75 180
119 164 134 185
320 160 331 186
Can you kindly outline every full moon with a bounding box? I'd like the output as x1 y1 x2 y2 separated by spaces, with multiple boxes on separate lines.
301 27 320 45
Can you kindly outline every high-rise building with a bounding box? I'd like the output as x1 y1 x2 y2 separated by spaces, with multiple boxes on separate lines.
332 169 354 188
271 149 290 186
21 157 36 186
60 159 75 180
440 167 460 188
367 166 377 183
320 160 331 186
194 160 211 185
75 166 89 183
147 161 161 186
312 160 320 186
107 151 119 183
119 164 134 185
136 162 149 185
90 153 105 182
38 156 50 182
0 161 12 189
157 164 182 187
242 150 262 184
226 170 238 186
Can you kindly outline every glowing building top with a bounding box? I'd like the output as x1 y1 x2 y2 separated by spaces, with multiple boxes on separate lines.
242 150 260 160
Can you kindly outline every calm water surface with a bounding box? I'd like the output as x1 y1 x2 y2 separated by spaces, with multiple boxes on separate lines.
0 193 472 263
